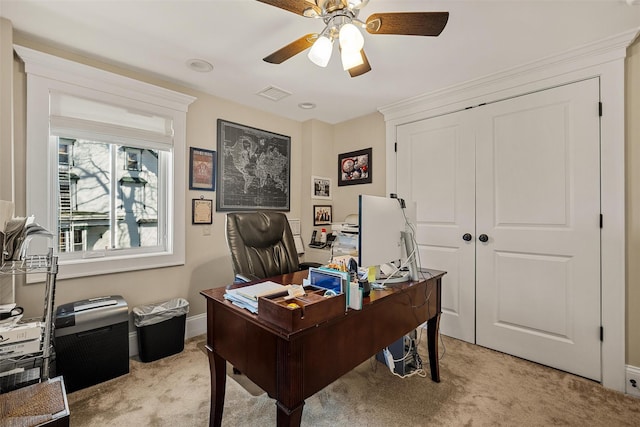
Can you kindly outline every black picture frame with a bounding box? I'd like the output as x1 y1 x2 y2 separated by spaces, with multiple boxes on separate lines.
338 147 372 186
189 147 216 191
192 198 213 224
216 119 291 211
313 205 332 226
311 175 332 200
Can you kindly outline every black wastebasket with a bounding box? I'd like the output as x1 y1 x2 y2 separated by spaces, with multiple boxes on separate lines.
133 298 189 363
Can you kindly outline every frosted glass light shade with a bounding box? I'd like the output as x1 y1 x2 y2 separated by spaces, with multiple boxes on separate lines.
339 23 364 51
341 48 364 70
308 36 333 67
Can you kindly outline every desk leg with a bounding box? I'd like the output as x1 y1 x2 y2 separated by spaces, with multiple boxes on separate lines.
427 312 441 383
275 338 305 427
206 344 226 427
276 401 304 427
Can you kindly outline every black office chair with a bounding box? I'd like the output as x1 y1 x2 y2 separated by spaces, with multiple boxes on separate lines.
225 211 319 283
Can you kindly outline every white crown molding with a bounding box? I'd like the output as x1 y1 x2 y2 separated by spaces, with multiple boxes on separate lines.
13 45 196 112
379 27 640 122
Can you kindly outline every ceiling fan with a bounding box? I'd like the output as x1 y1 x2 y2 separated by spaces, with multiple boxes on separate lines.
257 0 449 77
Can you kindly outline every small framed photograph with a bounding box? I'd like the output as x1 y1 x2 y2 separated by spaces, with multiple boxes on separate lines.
189 147 216 191
192 198 213 224
313 205 332 226
338 147 372 186
311 176 332 200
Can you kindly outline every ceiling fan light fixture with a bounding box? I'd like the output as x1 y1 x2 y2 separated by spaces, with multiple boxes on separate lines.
308 35 333 67
341 47 364 71
348 0 369 9
338 22 364 51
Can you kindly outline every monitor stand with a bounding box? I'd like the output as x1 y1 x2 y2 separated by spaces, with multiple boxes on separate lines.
372 264 410 284
401 231 419 281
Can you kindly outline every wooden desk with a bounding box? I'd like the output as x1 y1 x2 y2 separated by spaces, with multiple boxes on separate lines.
200 269 445 427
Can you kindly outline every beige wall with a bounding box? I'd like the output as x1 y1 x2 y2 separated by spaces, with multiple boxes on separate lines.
331 113 387 222
0 18 13 202
626 37 640 367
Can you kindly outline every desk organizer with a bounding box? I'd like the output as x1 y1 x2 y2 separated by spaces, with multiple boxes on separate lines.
258 287 345 332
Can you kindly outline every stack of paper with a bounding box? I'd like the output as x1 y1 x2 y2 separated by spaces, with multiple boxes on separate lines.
0 321 43 360
224 281 286 314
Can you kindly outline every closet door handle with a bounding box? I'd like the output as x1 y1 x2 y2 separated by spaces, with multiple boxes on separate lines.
462 233 472 242
478 234 489 243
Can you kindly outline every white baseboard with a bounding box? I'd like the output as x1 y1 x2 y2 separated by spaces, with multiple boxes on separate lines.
625 365 640 398
128 312 207 357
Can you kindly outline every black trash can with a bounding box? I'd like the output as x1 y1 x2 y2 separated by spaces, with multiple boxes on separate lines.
133 298 189 363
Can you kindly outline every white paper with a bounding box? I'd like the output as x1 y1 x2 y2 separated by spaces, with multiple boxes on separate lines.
288 218 301 235
0 200 14 231
234 281 285 301
293 235 304 254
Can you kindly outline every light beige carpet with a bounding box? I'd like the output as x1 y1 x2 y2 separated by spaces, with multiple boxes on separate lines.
67 335 640 426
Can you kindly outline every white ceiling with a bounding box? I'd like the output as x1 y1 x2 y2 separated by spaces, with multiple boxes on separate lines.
1 0 639 124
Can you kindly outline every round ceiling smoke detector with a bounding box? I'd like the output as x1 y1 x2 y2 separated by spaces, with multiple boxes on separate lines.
186 59 213 73
298 102 316 110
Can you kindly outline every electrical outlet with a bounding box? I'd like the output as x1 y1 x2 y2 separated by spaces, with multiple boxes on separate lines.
626 368 640 398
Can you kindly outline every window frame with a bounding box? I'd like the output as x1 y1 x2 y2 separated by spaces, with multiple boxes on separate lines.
15 45 195 279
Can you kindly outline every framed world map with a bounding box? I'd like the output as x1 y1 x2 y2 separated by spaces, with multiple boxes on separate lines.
216 119 291 211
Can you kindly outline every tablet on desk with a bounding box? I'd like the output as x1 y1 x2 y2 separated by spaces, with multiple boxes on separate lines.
307 267 345 294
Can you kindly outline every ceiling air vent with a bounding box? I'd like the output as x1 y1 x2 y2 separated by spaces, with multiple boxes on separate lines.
257 86 292 102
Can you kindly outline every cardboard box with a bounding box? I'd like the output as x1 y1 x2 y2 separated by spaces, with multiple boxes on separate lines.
0 322 43 346
0 338 41 359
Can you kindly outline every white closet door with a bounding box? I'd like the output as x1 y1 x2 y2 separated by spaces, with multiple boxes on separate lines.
475 78 601 380
396 110 476 343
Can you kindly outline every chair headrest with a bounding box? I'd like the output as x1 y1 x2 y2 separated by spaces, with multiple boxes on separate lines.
228 211 287 248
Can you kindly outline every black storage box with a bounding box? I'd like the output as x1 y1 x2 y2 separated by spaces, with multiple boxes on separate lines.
133 298 188 363
54 296 129 393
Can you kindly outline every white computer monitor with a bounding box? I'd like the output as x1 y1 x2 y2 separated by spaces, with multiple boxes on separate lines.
358 194 419 281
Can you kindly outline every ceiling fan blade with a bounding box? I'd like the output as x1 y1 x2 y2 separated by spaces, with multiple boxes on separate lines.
263 34 318 64
256 0 320 17
366 12 449 36
348 49 371 78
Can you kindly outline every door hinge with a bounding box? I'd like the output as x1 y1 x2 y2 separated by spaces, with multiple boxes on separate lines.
600 326 604 342
599 102 603 117
600 214 603 228
394 142 397 152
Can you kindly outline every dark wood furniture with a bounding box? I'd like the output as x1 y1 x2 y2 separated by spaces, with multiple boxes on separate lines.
200 268 445 427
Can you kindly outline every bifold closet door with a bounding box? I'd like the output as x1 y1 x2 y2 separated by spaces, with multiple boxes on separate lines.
475 78 601 381
396 110 476 343
396 78 602 381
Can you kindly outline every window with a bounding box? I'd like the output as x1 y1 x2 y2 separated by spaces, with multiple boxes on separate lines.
16 45 195 279
57 138 158 254
125 148 142 171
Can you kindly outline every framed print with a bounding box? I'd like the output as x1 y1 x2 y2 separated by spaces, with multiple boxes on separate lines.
216 119 291 211
313 205 332 226
189 147 216 191
192 198 213 224
338 147 372 186
311 176 332 200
